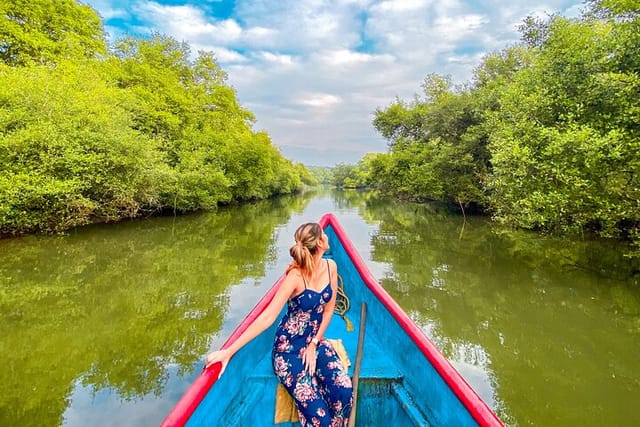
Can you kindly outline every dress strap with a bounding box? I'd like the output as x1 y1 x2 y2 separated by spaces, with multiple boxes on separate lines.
326 259 331 283
302 272 308 289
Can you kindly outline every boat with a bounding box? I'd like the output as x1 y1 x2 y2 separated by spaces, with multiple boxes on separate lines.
161 213 504 426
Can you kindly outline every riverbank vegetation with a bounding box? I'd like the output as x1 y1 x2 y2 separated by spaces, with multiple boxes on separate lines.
336 0 640 256
0 0 309 236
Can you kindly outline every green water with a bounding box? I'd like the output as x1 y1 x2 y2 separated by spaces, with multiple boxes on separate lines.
0 190 638 426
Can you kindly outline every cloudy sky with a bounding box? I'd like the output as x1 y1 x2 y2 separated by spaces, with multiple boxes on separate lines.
85 0 584 166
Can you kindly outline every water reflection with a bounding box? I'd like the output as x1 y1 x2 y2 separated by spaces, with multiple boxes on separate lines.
360 194 640 426
2 189 638 427
0 194 312 426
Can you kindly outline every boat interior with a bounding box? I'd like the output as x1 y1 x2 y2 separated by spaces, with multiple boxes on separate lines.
185 223 477 427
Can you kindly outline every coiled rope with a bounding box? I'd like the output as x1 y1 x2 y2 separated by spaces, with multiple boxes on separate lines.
334 274 354 331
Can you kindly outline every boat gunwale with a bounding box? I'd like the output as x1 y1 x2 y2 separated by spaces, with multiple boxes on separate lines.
161 213 503 427
161 276 284 426
320 213 503 427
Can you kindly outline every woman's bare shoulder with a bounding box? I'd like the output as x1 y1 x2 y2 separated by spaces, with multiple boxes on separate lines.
281 266 302 288
285 266 302 278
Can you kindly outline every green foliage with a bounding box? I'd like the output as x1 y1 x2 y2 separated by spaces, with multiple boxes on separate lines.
487 14 640 251
330 163 360 188
308 166 331 185
352 153 391 190
0 0 106 65
587 0 640 19
0 61 163 233
370 78 488 208
294 162 318 186
107 34 302 207
360 3 639 255
0 5 306 235
372 98 429 144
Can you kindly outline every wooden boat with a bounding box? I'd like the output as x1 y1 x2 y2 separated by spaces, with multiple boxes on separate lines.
161 213 504 426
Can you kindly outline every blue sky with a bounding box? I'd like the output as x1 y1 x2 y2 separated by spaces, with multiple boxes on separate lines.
85 0 584 166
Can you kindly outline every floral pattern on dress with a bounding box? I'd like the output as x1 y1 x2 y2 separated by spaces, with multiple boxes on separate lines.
284 310 311 336
293 376 317 403
276 335 293 353
271 260 353 427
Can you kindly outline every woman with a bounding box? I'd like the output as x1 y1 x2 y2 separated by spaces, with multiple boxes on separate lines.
205 222 354 426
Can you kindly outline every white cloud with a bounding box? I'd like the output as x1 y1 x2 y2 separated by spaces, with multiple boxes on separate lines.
317 49 390 67
134 2 242 43
234 0 365 51
86 0 129 20
258 52 297 67
434 14 488 38
297 93 343 108
244 26 278 45
376 0 432 13
205 46 247 63
86 0 584 166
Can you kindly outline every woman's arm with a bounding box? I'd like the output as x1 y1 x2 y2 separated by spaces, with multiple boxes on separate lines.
205 270 298 373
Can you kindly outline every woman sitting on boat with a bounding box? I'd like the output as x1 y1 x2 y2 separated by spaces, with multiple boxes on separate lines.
206 222 354 427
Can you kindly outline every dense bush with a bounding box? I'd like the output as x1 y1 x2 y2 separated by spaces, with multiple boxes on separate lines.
0 62 163 232
0 1 305 235
348 0 639 254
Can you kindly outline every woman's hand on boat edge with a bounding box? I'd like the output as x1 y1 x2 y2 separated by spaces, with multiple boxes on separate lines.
204 349 232 376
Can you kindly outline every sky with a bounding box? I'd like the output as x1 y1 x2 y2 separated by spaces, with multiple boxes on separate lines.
84 0 584 166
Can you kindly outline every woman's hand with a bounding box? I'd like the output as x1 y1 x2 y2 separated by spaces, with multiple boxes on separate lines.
302 343 318 374
205 349 232 376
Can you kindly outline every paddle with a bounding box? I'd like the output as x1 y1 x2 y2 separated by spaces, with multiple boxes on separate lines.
348 302 367 427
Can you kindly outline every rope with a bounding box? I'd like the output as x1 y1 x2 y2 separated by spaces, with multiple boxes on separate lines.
334 274 354 331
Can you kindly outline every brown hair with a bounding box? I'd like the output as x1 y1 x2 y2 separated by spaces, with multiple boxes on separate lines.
288 222 323 276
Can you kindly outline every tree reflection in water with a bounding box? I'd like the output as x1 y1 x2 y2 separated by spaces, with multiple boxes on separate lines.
360 194 640 426
2 190 637 426
0 193 312 426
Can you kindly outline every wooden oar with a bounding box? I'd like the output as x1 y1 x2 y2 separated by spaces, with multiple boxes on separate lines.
348 302 367 427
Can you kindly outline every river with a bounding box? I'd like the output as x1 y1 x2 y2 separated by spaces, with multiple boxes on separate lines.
0 189 638 426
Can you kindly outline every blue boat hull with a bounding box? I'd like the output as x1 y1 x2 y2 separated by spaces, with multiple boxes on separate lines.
163 214 503 427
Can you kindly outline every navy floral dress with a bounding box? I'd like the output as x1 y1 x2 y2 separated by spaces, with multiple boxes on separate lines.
272 260 353 427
